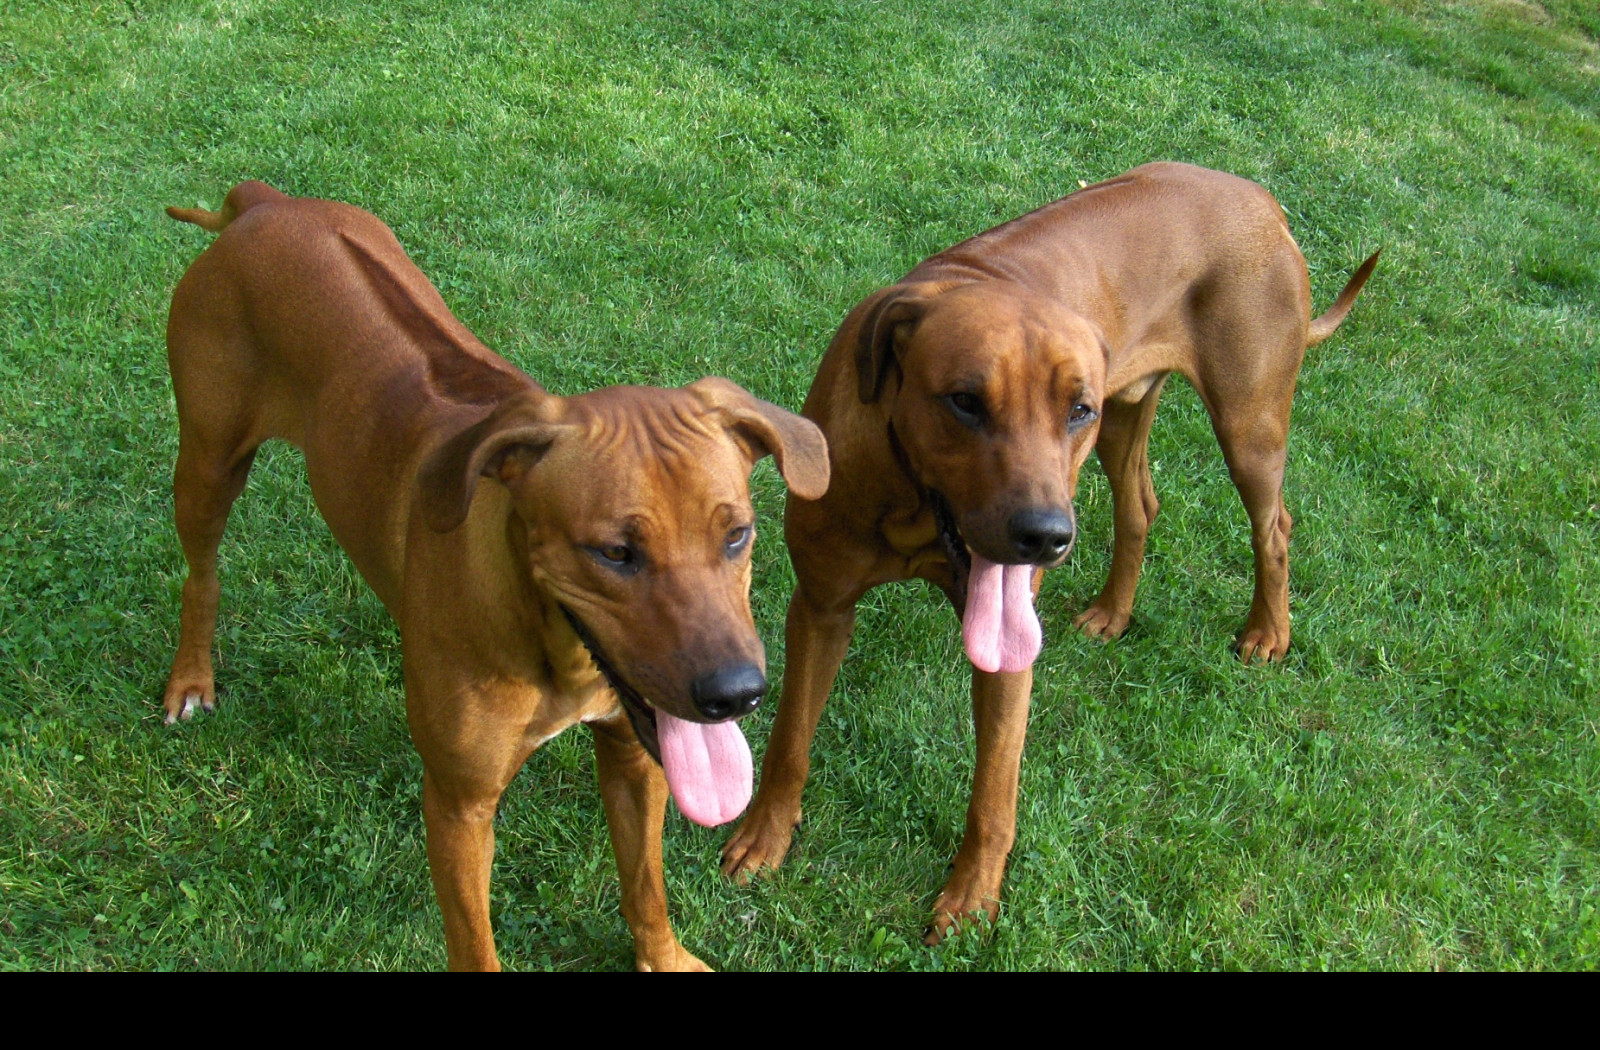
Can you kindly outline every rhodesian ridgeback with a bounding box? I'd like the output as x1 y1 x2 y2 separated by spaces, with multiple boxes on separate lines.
722 162 1377 940
162 181 828 970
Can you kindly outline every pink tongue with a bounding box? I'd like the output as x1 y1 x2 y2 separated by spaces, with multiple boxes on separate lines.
656 710 753 827
961 552 1043 673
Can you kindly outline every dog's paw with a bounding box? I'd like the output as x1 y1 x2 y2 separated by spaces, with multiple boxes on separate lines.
924 851 1004 945
1236 623 1290 663
924 890 1000 946
161 682 216 724
636 942 713 972
1073 602 1130 640
719 805 799 881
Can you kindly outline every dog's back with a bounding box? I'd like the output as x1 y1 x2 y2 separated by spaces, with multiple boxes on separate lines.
168 184 524 406
165 182 531 604
921 163 1307 326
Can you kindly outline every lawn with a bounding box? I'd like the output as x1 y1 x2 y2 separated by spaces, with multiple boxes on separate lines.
1 0 1595 969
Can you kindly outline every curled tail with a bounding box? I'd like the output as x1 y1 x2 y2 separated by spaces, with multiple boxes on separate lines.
1307 248 1382 346
166 180 288 232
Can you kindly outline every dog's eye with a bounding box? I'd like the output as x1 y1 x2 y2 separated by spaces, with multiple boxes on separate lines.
944 392 984 427
590 544 640 575
725 525 753 557
1068 403 1099 430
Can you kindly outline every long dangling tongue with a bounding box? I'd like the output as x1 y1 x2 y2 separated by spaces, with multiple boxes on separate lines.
961 552 1043 673
656 711 754 827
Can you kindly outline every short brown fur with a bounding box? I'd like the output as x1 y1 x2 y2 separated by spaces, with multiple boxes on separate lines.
722 162 1376 940
162 182 828 970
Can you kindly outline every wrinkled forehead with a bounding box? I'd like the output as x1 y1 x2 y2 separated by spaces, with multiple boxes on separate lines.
913 287 1105 387
542 386 753 520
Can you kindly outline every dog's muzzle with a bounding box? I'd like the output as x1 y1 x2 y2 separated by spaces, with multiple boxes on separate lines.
690 664 766 721
561 606 663 763
1007 506 1075 565
931 491 1075 606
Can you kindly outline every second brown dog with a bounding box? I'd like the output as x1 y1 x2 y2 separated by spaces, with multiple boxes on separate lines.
163 181 829 969
723 162 1378 940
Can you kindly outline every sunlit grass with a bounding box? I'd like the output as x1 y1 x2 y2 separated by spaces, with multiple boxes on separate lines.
1 0 1594 969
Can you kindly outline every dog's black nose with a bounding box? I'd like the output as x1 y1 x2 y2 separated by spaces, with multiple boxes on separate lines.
690 664 766 720
1009 507 1075 564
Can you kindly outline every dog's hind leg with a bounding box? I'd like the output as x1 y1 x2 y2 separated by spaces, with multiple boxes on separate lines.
1197 250 1309 663
1211 387 1295 663
162 431 259 722
1074 375 1167 641
1213 250 1377 661
163 245 290 722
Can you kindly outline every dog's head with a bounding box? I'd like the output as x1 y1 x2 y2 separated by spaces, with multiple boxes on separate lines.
419 377 828 825
855 280 1106 671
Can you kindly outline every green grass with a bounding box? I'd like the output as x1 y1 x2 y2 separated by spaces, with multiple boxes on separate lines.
2 0 1596 969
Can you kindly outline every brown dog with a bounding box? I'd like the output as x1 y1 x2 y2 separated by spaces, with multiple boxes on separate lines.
722 162 1377 940
162 181 829 970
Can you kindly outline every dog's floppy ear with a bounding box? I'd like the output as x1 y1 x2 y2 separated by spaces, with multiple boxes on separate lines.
688 377 831 501
1092 320 1114 367
854 281 949 404
419 390 570 533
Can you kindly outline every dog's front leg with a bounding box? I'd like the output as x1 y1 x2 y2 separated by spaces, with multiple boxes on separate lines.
590 717 709 972
421 767 504 971
721 584 859 880
926 665 1033 945
1074 378 1166 641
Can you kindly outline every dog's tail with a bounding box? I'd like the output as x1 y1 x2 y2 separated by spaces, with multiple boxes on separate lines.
1306 248 1382 347
166 180 287 232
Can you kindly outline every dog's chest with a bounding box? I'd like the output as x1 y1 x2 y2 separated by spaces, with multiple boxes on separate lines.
880 508 957 590
528 636 623 733
547 636 608 693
